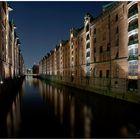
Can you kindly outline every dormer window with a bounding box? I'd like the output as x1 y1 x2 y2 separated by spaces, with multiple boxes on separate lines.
86 24 89 32
86 34 90 41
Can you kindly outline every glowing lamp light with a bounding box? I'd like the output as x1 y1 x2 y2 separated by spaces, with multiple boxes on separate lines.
0 80 4 85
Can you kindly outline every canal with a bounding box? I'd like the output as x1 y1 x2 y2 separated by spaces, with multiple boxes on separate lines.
1 76 140 138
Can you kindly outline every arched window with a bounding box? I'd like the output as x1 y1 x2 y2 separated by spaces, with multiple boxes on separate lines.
128 3 138 18
128 34 138 45
86 42 90 49
86 34 90 40
86 24 89 32
128 18 138 31
86 51 90 57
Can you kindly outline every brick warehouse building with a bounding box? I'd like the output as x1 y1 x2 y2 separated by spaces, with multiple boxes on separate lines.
0 2 25 81
39 2 140 94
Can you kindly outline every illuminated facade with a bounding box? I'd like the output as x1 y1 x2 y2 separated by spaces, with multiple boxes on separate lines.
0 2 25 81
39 2 140 94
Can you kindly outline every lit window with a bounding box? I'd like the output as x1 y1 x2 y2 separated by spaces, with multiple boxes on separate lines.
129 47 138 55
128 60 138 76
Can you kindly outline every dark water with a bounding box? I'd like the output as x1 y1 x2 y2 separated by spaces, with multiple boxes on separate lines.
1 76 140 138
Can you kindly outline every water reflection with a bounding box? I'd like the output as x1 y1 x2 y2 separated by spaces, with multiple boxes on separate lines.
3 77 140 138
6 93 21 138
59 90 64 124
38 79 140 138
70 97 75 137
39 82 95 138
83 105 92 138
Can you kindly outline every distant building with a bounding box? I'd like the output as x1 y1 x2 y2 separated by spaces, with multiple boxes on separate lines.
39 2 140 94
32 65 39 75
26 69 32 75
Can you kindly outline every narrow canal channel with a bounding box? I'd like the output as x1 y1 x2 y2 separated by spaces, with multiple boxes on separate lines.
1 76 140 138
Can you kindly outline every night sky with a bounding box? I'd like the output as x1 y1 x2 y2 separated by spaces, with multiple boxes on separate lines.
9 1 109 68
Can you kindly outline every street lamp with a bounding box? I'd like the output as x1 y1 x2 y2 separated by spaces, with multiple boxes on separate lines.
0 78 3 85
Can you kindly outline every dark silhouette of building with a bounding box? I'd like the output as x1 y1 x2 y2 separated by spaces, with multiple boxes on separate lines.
32 65 39 75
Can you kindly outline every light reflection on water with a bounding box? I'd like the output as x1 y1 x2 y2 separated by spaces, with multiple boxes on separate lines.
83 105 92 138
37 78 140 138
6 94 21 138
3 77 140 138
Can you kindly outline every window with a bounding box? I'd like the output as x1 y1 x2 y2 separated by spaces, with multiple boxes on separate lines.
128 60 138 76
86 42 90 49
128 19 138 31
116 38 119 46
86 34 90 40
94 47 96 53
94 38 96 43
72 51 73 55
115 14 118 21
128 3 138 18
106 70 110 78
86 62 90 66
116 26 119 34
86 51 90 57
128 34 138 45
86 24 89 32
94 28 96 34
116 52 119 58
107 46 110 51
99 70 102 78
100 46 103 53
129 47 138 56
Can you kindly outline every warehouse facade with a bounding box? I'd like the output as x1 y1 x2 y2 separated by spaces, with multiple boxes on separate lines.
39 2 140 94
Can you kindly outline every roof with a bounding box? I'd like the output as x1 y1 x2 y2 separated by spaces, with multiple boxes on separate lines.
93 2 122 24
102 2 116 12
